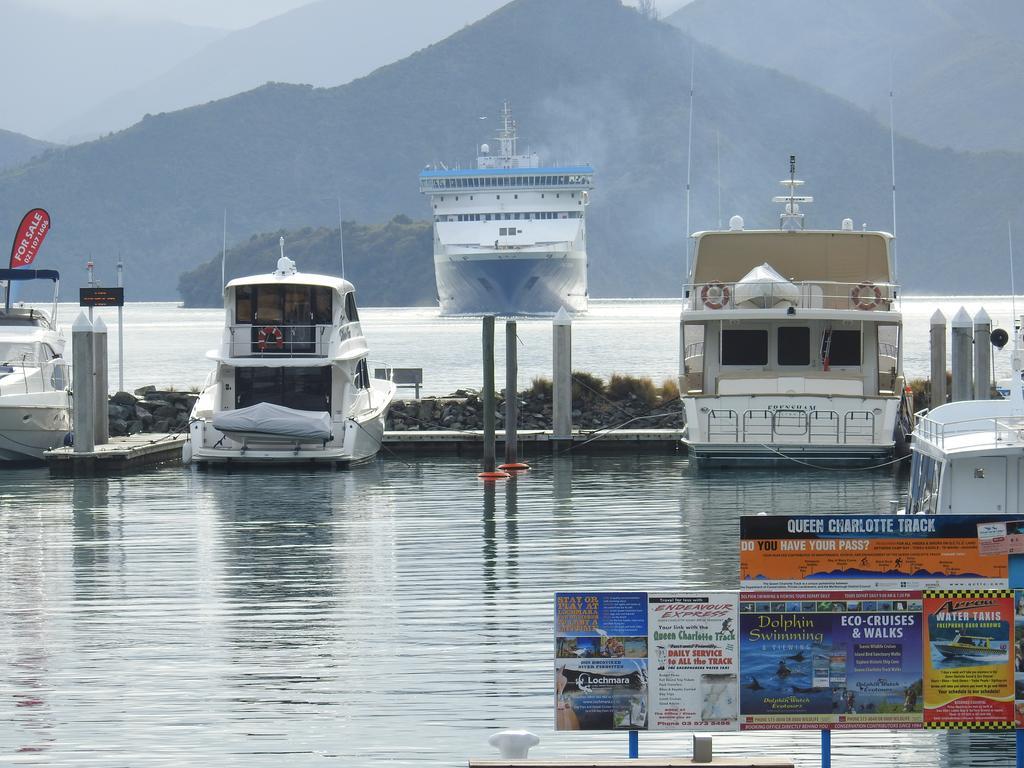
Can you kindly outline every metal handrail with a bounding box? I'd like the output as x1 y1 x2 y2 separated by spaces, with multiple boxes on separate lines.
916 412 1024 450
683 280 900 312
227 323 332 358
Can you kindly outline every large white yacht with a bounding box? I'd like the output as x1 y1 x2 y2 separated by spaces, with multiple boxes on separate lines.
0 269 71 461
908 323 1024 514
419 101 593 315
679 161 912 466
185 245 395 466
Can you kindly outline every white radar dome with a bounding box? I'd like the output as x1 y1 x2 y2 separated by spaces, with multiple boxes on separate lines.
729 215 744 231
480 143 490 154
841 218 854 231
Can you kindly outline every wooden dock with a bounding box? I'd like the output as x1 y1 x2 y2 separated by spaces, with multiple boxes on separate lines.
383 428 685 454
45 433 187 475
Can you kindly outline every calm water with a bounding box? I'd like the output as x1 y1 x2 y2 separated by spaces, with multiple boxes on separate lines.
56 296 1024 395
0 457 1015 766
2 298 1020 765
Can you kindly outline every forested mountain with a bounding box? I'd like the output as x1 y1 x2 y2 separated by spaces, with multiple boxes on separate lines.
64 0 507 140
0 129 54 173
0 0 225 141
668 0 1024 153
178 217 433 307
0 0 1022 302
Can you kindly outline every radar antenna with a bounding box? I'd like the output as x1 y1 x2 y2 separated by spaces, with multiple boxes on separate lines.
772 155 813 231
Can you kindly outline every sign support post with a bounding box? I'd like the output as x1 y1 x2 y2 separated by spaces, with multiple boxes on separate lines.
116 258 124 393
628 730 638 758
821 729 830 768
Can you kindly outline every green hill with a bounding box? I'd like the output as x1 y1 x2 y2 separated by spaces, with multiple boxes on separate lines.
0 0 1022 301
177 216 434 307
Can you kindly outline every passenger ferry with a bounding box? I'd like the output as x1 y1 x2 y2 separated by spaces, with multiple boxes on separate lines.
184 243 395 466
419 102 593 315
679 159 913 466
909 319 1024 514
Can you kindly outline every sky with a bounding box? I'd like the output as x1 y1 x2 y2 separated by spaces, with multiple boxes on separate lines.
25 0 692 30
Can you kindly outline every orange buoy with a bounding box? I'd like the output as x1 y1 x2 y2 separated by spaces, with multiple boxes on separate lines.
478 470 511 480
498 462 530 471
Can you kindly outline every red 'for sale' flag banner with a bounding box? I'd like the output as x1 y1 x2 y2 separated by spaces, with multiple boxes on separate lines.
9 208 50 268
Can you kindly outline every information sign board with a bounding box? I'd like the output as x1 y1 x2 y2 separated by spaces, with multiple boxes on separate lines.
740 515 1015 591
647 592 738 731
79 287 124 307
739 590 923 730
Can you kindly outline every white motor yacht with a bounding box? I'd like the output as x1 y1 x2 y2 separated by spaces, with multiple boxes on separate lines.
0 269 71 461
185 246 396 466
908 320 1024 514
679 160 913 466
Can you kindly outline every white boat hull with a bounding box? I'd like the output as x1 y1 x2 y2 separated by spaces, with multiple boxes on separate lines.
682 394 900 466
0 399 71 461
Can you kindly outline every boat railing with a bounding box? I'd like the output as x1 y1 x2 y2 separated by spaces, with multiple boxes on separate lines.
705 408 877 445
916 412 1024 450
683 280 899 312
226 324 333 358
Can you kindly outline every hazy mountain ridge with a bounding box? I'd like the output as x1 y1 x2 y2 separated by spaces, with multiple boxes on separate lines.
0 0 1021 301
62 0 508 140
668 0 1024 153
0 129 55 173
1 0 226 141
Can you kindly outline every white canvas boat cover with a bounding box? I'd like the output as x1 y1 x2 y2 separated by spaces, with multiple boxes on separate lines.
213 402 332 441
733 262 800 308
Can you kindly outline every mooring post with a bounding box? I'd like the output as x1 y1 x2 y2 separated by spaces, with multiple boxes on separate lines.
974 307 992 400
93 315 109 445
929 309 947 409
479 316 507 479
552 307 572 448
951 307 973 401
500 319 527 470
72 312 95 453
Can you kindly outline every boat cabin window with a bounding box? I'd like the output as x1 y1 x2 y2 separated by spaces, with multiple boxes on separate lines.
0 341 39 363
828 330 861 366
50 360 67 390
235 366 332 412
344 292 360 322
236 285 333 325
777 327 810 366
355 359 370 390
721 329 767 366
908 452 941 514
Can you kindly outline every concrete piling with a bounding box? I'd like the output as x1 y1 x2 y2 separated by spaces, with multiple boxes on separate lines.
93 315 109 445
974 308 992 400
929 309 947 408
552 307 572 446
951 306 973 402
72 312 95 453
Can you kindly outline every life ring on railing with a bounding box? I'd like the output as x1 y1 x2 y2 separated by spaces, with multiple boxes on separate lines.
257 325 284 351
701 282 730 310
851 282 882 310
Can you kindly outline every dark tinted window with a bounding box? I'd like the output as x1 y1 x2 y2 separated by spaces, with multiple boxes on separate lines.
235 286 252 324
235 366 332 412
777 327 810 365
721 330 768 366
313 287 332 324
344 292 360 322
829 330 861 366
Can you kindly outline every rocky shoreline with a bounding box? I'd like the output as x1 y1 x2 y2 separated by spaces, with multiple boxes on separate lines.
106 387 197 437
107 383 684 437
386 389 683 431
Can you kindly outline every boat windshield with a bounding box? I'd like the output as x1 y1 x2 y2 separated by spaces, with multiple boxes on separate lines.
0 341 41 364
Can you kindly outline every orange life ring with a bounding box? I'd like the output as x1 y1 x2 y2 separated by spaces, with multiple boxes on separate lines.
851 282 882 310
257 325 284 351
701 282 730 310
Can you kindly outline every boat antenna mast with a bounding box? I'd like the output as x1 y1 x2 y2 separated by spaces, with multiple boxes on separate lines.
1009 221 1023 406
684 48 695 283
337 197 346 279
497 100 517 162
773 155 812 231
889 56 899 279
